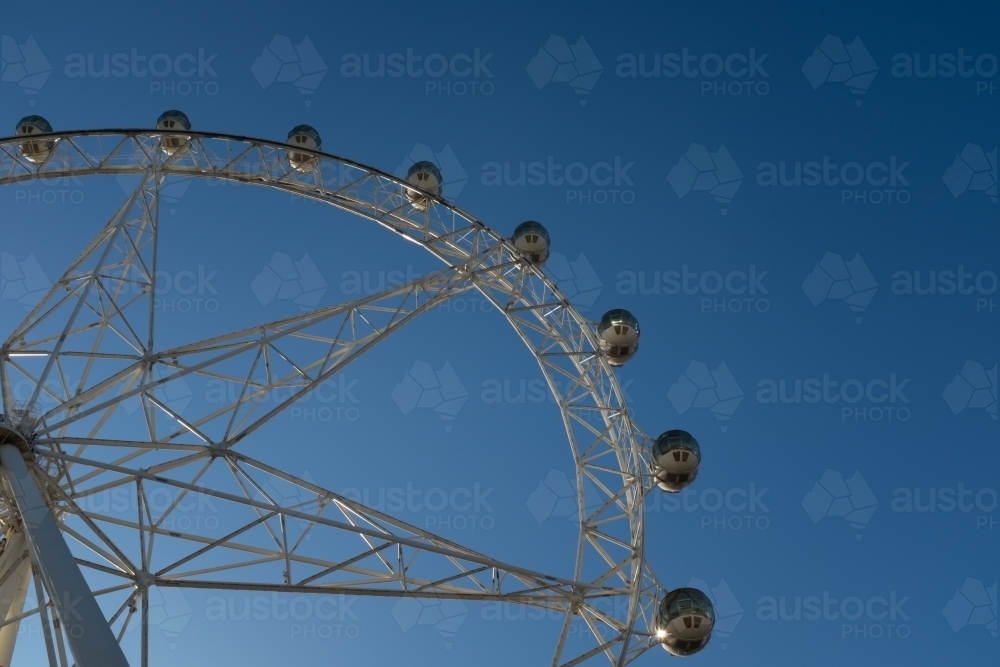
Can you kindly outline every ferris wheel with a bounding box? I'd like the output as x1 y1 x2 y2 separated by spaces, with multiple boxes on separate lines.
0 111 715 667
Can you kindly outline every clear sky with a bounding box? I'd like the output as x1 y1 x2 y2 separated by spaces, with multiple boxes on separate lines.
0 0 996 665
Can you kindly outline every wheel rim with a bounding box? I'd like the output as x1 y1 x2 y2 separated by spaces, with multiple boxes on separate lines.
0 129 664 666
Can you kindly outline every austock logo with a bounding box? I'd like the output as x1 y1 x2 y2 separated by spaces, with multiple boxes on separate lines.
891 484 997 530
527 35 602 106
334 264 496 316
650 484 770 532
616 47 770 97
479 156 636 204
547 252 602 311
480 375 634 430
805 254 994 318
340 47 494 97
392 360 468 431
525 469 600 523
205 593 360 640
943 578 997 636
890 266 997 316
801 35 878 106
391 595 468 648
943 361 997 420
262 469 319 517
394 144 468 199
64 47 219 96
117 173 191 215
801 252 878 323
687 578 743 648
756 590 911 639
11 173 85 206
756 373 911 423
802 469 878 540
1 252 51 310
756 156 911 205
251 252 328 310
943 144 997 203
341 482 494 532
892 49 998 96
252 35 327 105
667 360 744 432
146 587 194 648
1 35 51 103
2 369 193 421
615 265 770 315
120 368 194 417
14 586 192 648
667 143 743 214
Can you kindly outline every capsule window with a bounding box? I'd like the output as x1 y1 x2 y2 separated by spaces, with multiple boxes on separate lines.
683 616 692 628
681 452 689 462
672 451 681 462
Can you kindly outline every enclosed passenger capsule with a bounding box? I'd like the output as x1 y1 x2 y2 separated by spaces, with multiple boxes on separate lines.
15 115 54 164
655 588 714 656
156 110 191 155
287 124 322 171
651 430 700 493
405 161 443 210
597 309 640 366
511 221 551 266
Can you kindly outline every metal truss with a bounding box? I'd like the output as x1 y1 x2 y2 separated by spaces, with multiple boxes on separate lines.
0 130 667 666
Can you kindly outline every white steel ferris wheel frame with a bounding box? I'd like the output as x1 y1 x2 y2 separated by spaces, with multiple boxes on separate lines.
0 129 672 667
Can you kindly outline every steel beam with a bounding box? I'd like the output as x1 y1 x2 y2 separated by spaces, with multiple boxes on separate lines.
0 444 129 667
0 531 31 667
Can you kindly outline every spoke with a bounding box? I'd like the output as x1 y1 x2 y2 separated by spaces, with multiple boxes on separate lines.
0 604 39 631
141 588 149 667
34 258 510 448
4 173 159 422
42 449 626 612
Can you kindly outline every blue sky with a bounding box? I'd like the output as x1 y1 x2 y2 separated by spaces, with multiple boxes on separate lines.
0 0 996 665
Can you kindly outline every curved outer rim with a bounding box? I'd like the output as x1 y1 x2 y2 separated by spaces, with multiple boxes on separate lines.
0 129 653 665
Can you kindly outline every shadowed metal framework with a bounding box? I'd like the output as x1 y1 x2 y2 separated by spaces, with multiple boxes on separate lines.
0 129 675 666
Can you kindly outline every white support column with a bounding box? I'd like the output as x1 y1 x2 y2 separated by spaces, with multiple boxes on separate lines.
0 445 130 667
0 531 31 667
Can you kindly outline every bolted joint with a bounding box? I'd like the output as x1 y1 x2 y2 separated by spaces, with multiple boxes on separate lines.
134 569 155 591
